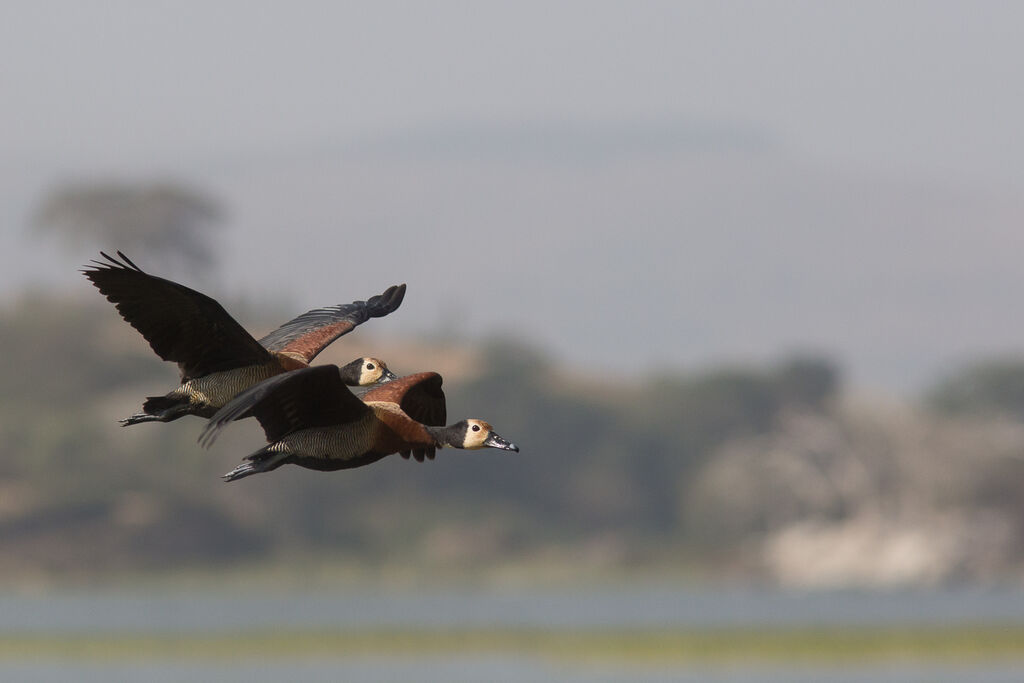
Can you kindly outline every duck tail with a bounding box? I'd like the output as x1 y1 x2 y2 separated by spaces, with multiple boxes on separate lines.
142 396 181 413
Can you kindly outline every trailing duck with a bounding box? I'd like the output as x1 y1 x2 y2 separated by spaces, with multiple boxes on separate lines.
83 251 402 424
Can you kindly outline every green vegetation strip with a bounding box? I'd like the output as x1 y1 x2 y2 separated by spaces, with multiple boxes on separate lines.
2 625 1024 664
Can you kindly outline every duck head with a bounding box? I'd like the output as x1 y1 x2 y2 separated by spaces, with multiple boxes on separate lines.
339 357 397 386
454 419 519 452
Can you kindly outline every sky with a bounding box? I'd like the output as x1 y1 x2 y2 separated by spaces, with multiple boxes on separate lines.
2 2 1024 393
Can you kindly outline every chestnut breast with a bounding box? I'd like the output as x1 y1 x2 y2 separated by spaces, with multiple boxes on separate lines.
366 402 434 453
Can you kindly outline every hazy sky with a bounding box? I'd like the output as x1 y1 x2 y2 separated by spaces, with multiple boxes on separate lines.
3 2 1023 392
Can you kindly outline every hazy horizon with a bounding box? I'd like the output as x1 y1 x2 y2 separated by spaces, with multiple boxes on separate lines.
3 2 1024 394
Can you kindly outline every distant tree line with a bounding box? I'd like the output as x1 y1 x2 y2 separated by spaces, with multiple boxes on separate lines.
926 358 1024 420
0 290 844 574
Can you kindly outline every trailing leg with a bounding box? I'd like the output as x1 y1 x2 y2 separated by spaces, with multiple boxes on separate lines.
118 396 195 426
222 447 289 482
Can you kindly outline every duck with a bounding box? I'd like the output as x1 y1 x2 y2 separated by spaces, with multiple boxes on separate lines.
83 251 403 424
198 364 520 482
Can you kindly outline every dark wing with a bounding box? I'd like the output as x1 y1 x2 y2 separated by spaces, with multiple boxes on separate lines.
199 365 371 447
258 284 406 363
82 251 270 381
363 372 445 462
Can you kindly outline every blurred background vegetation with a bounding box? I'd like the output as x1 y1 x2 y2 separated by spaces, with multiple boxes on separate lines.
5 185 1024 589
6 5 1024 679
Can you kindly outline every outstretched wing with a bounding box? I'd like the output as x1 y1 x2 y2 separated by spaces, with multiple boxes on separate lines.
258 284 406 363
83 251 270 381
362 372 446 426
363 372 446 461
200 365 371 446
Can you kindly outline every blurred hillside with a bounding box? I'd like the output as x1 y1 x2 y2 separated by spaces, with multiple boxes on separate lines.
3 291 1024 588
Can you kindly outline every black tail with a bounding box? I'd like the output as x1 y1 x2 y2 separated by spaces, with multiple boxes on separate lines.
143 396 184 414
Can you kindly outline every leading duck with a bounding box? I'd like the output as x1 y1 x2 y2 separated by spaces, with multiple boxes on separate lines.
199 365 519 481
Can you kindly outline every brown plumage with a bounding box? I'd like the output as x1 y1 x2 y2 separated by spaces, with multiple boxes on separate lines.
199 365 519 481
83 251 403 424
361 371 447 461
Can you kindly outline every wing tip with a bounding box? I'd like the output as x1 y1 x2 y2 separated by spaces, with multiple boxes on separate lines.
366 283 407 317
386 283 407 310
81 251 145 276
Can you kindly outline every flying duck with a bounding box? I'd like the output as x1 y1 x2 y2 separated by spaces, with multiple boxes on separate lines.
83 251 403 424
198 365 519 482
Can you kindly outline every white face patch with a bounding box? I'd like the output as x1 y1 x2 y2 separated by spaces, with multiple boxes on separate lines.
359 358 382 385
463 419 493 449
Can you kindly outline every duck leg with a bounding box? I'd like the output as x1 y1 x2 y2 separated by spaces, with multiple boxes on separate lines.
222 448 289 482
118 398 194 426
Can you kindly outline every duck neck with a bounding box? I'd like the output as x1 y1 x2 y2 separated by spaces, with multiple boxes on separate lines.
423 424 461 448
336 360 362 386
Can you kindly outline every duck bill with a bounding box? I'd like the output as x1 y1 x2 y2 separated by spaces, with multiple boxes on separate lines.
378 368 398 383
484 431 519 452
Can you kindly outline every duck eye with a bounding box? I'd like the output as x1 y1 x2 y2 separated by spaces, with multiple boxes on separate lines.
366 363 375 370
471 424 480 432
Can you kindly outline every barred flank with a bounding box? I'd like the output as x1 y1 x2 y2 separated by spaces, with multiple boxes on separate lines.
179 363 285 409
